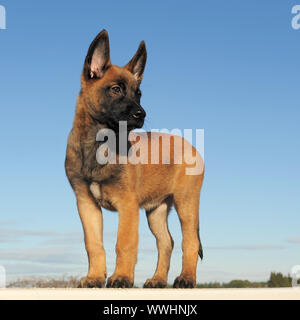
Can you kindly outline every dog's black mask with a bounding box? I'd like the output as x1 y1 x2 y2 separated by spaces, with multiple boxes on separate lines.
93 81 146 132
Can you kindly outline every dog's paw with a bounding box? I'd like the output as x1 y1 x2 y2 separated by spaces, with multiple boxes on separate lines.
106 276 133 288
78 276 106 288
143 278 167 288
173 275 195 288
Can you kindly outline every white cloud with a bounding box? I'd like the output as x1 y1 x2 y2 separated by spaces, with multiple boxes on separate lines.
205 244 285 250
287 237 300 244
0 247 83 264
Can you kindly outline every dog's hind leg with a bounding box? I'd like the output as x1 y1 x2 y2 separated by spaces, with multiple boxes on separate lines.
143 197 174 288
173 175 203 288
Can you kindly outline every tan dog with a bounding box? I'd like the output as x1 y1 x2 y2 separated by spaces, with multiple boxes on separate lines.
65 30 204 288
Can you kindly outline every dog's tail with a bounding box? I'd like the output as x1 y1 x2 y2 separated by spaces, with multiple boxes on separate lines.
197 226 203 260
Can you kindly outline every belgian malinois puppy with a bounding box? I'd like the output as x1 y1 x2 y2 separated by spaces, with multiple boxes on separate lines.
65 30 204 288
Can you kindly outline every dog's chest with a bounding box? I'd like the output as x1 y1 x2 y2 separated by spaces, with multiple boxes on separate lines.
81 136 122 183
89 182 116 211
90 182 102 200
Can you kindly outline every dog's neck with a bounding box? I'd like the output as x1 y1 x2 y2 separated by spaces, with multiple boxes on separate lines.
73 93 131 153
73 93 106 138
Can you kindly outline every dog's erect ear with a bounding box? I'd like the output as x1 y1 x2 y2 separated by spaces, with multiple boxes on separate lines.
83 29 111 80
125 41 147 83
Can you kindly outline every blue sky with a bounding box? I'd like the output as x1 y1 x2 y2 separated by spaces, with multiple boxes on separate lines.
0 0 299 286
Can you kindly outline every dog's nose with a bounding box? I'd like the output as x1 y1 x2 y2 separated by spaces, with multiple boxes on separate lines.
132 109 146 119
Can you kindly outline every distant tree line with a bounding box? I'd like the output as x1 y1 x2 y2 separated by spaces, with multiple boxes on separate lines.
196 272 294 288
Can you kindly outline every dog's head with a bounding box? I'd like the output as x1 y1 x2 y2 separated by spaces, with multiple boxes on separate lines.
80 30 147 132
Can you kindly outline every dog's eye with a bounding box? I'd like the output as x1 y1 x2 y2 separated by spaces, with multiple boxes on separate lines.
136 89 142 96
111 85 122 95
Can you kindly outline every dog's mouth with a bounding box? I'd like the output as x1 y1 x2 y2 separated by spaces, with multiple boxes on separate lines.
101 117 144 132
128 118 145 130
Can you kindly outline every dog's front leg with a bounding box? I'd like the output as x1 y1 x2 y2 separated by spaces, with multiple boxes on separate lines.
74 182 107 288
107 196 139 288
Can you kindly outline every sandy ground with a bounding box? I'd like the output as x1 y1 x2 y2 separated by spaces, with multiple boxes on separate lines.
0 288 299 300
